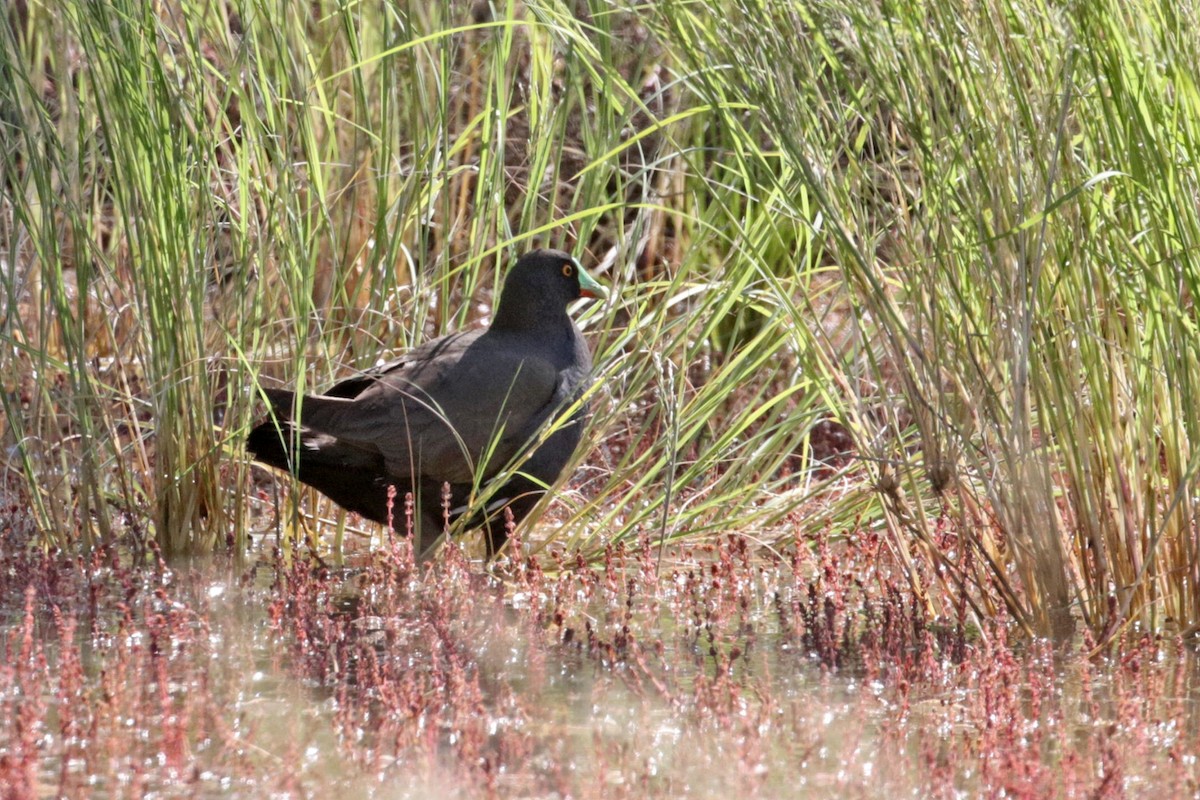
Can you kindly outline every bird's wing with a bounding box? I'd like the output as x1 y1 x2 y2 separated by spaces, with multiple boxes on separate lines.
318 330 476 399
269 331 560 485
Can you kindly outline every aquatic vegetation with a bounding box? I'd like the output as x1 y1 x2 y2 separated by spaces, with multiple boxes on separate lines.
1 523 1196 797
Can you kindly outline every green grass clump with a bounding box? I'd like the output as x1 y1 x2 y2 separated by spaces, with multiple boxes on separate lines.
3 0 1200 642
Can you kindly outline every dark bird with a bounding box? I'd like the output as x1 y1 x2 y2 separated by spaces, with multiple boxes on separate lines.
247 248 606 556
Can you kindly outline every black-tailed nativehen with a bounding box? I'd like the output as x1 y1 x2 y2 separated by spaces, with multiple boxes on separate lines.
247 248 605 555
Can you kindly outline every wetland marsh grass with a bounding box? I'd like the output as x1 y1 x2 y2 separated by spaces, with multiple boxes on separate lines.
2 0 1200 662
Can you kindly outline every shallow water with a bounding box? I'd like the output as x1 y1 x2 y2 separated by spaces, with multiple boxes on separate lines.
2 539 1199 798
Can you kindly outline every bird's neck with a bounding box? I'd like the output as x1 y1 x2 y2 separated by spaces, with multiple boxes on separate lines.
490 301 569 333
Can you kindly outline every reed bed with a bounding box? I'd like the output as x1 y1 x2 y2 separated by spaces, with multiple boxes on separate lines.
2 0 1200 641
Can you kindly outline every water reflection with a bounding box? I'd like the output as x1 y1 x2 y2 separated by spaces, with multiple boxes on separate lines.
1 541 1199 797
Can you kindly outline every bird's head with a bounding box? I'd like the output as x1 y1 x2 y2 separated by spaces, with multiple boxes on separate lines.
493 248 607 330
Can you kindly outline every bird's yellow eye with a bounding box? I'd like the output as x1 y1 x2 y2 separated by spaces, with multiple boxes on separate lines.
562 263 574 277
